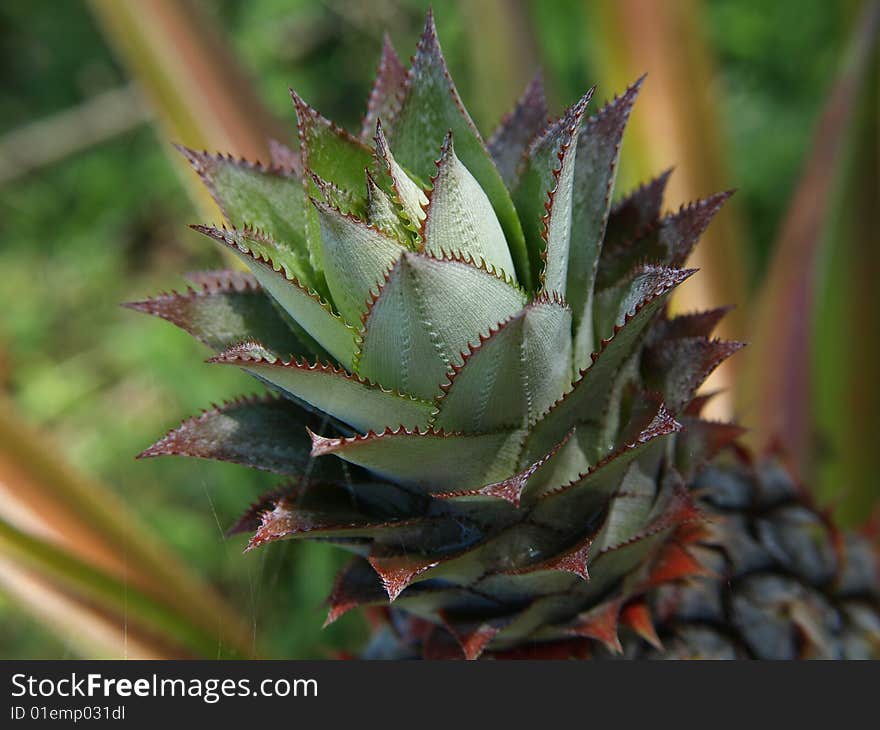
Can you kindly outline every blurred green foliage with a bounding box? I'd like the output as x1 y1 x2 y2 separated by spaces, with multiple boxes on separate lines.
0 0 854 657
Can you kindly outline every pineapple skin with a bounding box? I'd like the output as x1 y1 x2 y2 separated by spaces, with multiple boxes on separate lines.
128 11 880 659
640 457 880 660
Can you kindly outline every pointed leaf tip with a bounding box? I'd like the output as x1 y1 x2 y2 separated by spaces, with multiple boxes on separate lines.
568 599 623 653
488 70 549 187
367 553 439 601
620 600 662 650
360 33 407 141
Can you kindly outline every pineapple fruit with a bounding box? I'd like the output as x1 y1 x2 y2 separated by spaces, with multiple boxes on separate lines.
129 11 879 659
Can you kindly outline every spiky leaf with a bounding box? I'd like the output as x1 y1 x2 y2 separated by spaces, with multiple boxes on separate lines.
194 225 358 366
355 252 527 399
433 297 572 432
389 11 529 283
124 270 305 356
211 343 433 433
422 132 516 280
310 427 526 494
568 80 642 363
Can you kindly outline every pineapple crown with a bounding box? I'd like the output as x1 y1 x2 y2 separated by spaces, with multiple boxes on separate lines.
129 11 744 658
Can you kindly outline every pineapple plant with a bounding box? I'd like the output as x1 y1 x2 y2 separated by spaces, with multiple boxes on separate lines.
128 11 880 659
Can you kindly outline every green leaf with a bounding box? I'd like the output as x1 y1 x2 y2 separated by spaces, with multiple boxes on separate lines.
388 11 529 285
591 463 656 553
532 411 680 535
365 170 410 241
124 270 305 356
523 267 693 464
360 34 407 142
193 225 359 367
355 252 527 399
310 427 527 494
176 146 317 289
290 90 373 200
487 72 549 188
310 171 366 219
313 199 406 325
138 393 324 476
597 192 732 290
211 343 434 433
513 91 593 293
373 120 428 233
422 132 516 282
568 79 642 361
433 296 572 433
291 92 377 285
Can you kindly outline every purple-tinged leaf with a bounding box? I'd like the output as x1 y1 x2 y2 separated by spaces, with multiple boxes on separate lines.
596 190 732 290
664 191 734 267
124 270 305 356
245 486 414 551
649 306 733 343
137 393 325 476
268 139 302 177
523 267 693 462
568 78 643 359
593 264 693 349
675 416 748 480
324 558 388 626
604 169 672 252
226 485 289 537
642 336 745 412
487 72 548 187
682 390 721 417
367 551 442 601
360 34 407 143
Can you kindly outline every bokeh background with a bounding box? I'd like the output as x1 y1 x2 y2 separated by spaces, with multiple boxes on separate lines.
0 0 876 658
